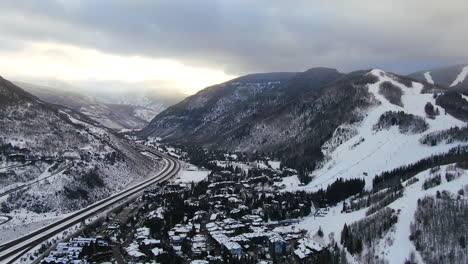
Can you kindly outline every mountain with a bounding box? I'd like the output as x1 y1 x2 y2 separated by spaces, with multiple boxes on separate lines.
409 64 468 93
0 76 158 213
140 71 298 138
140 68 370 168
94 88 186 113
141 67 468 170
14 81 161 131
138 67 467 264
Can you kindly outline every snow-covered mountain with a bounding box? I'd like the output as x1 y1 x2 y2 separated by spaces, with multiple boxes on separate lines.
409 64 468 93
283 69 468 264
141 67 467 264
14 81 160 131
142 68 466 170
139 72 299 139
287 69 466 191
0 76 159 214
142 68 439 169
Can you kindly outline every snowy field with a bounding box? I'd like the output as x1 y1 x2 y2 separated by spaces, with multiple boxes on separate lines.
175 163 211 183
274 175 300 188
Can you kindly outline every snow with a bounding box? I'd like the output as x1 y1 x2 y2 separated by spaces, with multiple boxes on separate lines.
423 71 434 84
274 175 300 188
151 247 164 256
215 160 251 173
450 65 468 87
288 69 465 192
294 164 467 263
175 164 211 183
381 165 467 264
0 209 73 245
462 93 468 102
0 215 9 224
268 160 281 170
126 241 145 258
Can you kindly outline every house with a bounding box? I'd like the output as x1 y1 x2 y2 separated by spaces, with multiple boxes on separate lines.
294 238 325 261
191 235 208 255
211 233 242 256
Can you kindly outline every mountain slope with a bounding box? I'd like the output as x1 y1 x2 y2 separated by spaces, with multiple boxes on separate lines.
140 68 379 169
287 69 466 191
272 69 467 264
409 64 468 93
140 72 298 140
142 67 467 172
0 76 158 213
14 81 161 130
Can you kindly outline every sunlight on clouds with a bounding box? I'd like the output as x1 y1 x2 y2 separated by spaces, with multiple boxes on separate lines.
0 41 236 94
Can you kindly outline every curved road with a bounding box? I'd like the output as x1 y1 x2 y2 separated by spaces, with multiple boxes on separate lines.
0 150 180 263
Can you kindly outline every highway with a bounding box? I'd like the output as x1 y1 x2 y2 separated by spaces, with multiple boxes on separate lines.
0 149 180 264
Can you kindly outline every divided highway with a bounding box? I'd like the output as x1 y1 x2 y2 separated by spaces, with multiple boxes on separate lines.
0 150 180 263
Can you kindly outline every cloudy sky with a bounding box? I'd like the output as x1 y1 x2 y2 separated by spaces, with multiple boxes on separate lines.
0 0 467 95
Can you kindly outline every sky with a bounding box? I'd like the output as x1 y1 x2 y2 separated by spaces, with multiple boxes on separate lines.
0 0 467 95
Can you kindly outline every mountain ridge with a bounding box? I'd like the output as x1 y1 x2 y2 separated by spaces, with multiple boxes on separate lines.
0 76 158 213
408 63 468 93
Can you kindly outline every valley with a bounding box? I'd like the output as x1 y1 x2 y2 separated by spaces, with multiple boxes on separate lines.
0 65 467 264
1 2 467 263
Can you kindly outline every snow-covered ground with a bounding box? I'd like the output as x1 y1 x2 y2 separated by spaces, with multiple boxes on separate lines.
175 170 211 183
0 209 72 245
175 163 211 183
450 65 468 87
287 69 466 192
274 175 300 188
294 164 467 264
281 69 468 263
268 160 281 170
423 71 434 84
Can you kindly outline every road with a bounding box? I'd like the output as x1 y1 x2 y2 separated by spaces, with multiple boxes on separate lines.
0 149 180 264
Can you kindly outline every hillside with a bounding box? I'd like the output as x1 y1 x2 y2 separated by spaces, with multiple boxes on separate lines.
141 68 380 169
140 72 299 140
284 71 468 263
409 64 468 93
142 68 468 171
0 76 159 215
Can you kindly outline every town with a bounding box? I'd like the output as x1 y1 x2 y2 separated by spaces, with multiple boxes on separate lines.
38 140 348 264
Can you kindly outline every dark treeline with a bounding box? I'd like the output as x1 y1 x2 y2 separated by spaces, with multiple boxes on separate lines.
379 81 403 106
313 178 365 207
374 111 428 134
349 186 403 215
341 207 398 256
420 125 468 146
435 91 468 122
372 145 468 191
410 193 468 264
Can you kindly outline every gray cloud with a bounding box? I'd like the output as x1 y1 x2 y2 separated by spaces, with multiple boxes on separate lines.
1 0 467 76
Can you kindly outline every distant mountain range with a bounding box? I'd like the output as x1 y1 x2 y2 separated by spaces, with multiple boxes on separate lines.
14 81 185 131
409 64 468 93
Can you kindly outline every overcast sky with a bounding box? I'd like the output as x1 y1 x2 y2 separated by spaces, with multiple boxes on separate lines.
0 0 467 94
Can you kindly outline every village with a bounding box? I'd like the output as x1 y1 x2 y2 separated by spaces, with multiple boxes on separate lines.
39 142 336 264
